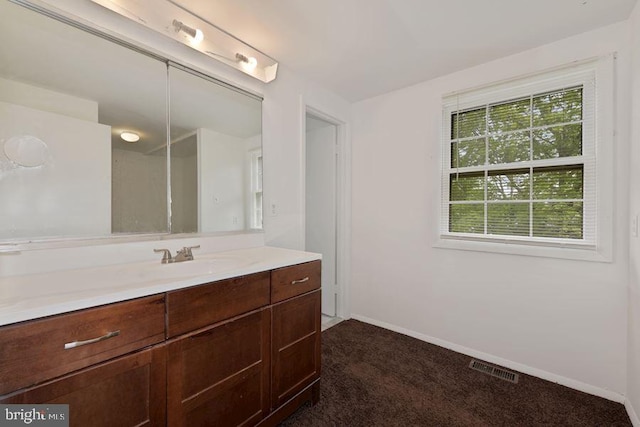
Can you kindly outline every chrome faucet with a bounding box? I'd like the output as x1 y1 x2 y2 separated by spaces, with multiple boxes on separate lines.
174 245 200 262
153 248 173 264
153 245 200 264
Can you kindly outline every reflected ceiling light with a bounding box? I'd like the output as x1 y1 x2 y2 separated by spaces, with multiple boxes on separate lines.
85 0 279 83
172 19 204 44
120 131 140 143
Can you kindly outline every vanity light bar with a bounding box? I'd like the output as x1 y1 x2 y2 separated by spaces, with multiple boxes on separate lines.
37 0 278 82
172 19 204 43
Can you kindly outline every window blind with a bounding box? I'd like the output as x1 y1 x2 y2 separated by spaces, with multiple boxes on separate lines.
441 62 597 247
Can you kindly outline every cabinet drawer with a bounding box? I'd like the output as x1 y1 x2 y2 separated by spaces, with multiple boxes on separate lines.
271 260 321 303
166 271 270 338
0 295 165 396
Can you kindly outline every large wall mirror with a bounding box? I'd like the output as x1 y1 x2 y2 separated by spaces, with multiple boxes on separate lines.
0 1 263 243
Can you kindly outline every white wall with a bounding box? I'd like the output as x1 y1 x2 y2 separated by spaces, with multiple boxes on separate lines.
0 76 98 122
351 22 631 400
0 78 109 239
627 0 640 423
0 101 111 240
261 67 351 249
198 128 246 232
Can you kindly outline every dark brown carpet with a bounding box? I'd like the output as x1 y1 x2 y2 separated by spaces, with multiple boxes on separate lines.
279 320 631 427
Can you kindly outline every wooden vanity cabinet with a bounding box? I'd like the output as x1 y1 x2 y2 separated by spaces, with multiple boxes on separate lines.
0 295 165 395
0 295 167 427
0 259 322 427
0 345 167 427
271 260 321 303
166 271 270 338
164 261 322 427
271 290 321 409
167 308 271 427
263 260 322 425
165 272 272 427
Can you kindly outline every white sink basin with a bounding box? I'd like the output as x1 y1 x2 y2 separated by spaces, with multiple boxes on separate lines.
126 255 256 282
49 255 256 295
0 246 321 328
158 259 216 276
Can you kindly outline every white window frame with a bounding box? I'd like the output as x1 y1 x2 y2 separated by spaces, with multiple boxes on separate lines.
248 148 263 230
435 56 615 262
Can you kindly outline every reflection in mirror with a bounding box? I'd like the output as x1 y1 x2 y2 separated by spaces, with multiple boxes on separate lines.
169 66 263 233
0 2 263 244
0 1 168 240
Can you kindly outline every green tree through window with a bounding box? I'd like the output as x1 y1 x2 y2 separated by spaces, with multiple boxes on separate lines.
448 87 585 239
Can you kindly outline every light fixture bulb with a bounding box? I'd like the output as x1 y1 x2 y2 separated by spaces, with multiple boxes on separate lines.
236 53 258 71
193 28 204 43
172 19 204 44
120 131 140 143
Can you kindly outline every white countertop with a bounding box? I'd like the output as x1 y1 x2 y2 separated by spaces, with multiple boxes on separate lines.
0 246 321 327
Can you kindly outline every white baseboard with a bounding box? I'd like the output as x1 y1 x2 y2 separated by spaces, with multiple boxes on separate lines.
626 399 640 427
350 314 625 404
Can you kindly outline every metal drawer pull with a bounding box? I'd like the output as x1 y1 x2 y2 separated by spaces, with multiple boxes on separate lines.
291 277 310 285
64 330 120 350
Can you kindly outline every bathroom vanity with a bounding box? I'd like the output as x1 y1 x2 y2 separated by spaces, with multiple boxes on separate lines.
0 3 322 425
0 246 321 427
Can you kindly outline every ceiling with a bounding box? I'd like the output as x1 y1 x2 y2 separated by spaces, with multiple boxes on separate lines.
175 0 638 102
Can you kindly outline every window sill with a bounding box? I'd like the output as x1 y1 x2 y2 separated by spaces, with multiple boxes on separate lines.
433 235 612 263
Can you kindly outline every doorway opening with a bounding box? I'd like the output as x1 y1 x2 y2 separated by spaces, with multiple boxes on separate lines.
304 109 346 330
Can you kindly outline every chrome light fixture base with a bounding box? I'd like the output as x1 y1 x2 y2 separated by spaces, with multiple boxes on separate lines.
90 0 278 82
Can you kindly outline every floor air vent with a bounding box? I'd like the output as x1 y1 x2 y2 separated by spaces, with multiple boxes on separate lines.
469 359 519 384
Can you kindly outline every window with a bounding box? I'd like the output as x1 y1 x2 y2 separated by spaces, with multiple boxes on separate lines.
439 58 614 260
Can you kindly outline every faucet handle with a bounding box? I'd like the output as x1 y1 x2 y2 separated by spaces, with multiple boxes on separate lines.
154 248 173 264
183 245 200 257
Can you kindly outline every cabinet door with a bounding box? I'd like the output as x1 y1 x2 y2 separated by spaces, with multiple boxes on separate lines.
167 308 271 427
0 345 166 427
271 290 321 408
